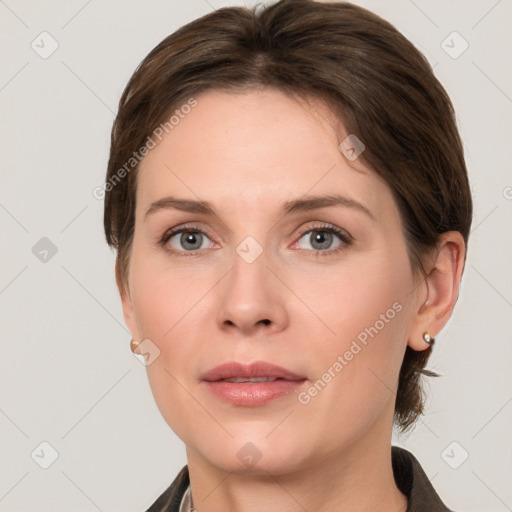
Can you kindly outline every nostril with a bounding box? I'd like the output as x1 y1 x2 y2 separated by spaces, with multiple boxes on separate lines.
223 319 271 328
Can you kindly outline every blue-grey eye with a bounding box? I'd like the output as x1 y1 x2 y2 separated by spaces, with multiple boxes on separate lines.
297 229 342 251
168 230 211 251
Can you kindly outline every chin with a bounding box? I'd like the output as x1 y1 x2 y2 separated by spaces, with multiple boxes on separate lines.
189 430 312 476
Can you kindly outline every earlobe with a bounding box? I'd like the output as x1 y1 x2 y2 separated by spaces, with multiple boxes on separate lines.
407 231 466 352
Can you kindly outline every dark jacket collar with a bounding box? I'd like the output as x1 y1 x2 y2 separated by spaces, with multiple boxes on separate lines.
391 446 452 511
145 446 452 511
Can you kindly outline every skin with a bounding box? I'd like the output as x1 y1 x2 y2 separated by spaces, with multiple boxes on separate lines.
119 88 465 512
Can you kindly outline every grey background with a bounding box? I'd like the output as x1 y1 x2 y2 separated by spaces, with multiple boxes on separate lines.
0 0 511 510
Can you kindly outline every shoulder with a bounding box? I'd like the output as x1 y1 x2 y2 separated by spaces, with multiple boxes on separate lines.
392 446 454 512
145 466 190 512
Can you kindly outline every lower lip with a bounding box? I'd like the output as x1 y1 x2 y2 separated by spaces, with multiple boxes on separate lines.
203 379 306 406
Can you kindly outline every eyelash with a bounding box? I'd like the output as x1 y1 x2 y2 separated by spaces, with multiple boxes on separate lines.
159 222 353 257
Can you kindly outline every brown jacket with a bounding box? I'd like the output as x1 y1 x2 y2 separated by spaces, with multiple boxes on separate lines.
145 446 452 511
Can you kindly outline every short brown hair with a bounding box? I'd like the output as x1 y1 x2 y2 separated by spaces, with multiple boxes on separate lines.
104 0 472 431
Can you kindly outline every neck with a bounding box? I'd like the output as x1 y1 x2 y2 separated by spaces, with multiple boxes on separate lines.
185 416 407 512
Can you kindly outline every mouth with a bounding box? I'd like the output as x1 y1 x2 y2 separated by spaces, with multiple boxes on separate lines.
218 377 283 383
201 361 307 406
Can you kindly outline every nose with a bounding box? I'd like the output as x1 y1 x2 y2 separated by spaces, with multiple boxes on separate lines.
216 248 289 336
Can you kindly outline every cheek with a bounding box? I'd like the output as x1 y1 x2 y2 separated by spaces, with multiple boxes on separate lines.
127 245 222 425
127 260 208 441
128 238 215 340
297 246 413 348
293 250 413 427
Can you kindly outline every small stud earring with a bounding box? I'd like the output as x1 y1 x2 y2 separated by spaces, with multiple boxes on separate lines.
423 332 435 345
130 338 140 353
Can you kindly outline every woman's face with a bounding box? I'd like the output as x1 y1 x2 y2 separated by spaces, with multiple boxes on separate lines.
122 88 424 474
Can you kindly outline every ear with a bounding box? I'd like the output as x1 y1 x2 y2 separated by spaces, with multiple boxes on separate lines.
115 259 139 340
408 231 466 351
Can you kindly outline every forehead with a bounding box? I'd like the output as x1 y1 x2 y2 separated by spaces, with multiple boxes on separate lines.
136 88 394 219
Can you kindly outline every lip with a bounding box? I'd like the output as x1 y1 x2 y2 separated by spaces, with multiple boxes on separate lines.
201 361 307 406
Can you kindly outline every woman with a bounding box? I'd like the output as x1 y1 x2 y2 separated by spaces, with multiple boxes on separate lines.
103 1 472 510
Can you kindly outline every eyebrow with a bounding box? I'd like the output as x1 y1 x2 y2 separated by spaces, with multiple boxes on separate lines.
144 194 375 221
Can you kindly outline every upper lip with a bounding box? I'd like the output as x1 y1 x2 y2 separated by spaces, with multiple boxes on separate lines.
201 361 306 382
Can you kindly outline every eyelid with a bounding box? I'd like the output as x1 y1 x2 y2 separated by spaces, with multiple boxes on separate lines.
295 221 353 242
160 222 214 243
